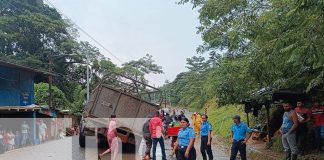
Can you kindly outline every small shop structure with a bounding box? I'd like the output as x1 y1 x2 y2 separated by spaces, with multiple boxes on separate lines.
0 60 58 144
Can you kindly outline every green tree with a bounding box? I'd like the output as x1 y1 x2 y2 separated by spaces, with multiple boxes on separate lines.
34 82 71 109
176 0 324 106
34 82 86 115
0 0 78 68
120 54 163 84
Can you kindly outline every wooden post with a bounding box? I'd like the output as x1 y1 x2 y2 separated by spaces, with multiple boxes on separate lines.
246 112 250 127
266 105 271 141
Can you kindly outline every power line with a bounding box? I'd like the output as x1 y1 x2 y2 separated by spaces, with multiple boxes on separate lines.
1 0 165 87
43 0 124 64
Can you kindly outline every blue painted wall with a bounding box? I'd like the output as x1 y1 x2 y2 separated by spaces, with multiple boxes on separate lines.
0 66 35 106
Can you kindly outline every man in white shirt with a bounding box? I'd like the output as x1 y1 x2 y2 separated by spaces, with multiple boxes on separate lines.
39 119 47 143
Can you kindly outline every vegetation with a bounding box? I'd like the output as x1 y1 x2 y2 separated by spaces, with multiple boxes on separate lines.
34 82 86 115
34 82 71 110
164 1 324 157
0 0 163 114
206 104 247 138
162 0 324 109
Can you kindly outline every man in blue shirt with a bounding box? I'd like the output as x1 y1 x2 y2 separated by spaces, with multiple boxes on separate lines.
200 114 213 160
230 115 252 160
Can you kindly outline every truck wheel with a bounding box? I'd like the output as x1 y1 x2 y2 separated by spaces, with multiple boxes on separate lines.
79 131 85 148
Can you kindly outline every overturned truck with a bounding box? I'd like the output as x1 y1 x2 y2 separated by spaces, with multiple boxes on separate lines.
79 74 162 150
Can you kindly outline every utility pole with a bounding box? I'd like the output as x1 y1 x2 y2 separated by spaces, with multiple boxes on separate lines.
265 104 271 141
48 54 53 109
86 55 89 103
48 53 82 109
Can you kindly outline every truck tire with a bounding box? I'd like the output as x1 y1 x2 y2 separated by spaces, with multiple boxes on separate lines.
79 130 85 148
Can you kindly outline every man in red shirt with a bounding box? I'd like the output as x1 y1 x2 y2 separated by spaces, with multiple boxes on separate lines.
295 101 311 155
311 102 324 151
149 111 166 160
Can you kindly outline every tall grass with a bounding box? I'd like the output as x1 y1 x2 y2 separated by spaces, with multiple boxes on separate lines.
207 104 247 139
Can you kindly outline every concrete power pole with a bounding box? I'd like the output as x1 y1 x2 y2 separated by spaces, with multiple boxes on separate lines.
48 54 53 109
86 55 90 103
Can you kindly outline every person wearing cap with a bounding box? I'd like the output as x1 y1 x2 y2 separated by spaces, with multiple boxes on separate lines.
200 114 213 160
172 117 196 160
230 115 252 160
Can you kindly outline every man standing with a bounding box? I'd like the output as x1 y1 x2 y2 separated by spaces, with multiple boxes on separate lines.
38 119 47 143
149 111 166 160
21 121 29 146
200 114 213 160
311 102 324 152
164 113 173 131
142 115 152 160
230 115 252 160
294 101 311 155
280 102 299 160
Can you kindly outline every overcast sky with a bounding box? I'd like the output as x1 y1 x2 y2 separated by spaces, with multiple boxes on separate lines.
48 0 202 86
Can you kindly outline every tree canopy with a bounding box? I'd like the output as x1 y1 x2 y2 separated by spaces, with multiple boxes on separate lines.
164 0 324 109
0 0 163 114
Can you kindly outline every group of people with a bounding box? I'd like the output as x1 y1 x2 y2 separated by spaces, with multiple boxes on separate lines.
0 121 31 153
280 101 324 160
97 102 323 160
228 101 324 160
0 129 18 153
0 120 49 154
142 110 214 160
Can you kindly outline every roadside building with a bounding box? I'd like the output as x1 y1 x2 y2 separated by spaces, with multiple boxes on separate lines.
0 60 57 144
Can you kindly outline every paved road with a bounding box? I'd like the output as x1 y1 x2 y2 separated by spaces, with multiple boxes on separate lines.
0 136 228 160
0 111 229 160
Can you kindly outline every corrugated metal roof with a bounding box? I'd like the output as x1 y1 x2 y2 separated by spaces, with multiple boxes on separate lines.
0 104 41 111
0 60 54 76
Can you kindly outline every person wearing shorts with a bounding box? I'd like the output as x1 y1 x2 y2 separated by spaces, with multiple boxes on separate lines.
38 120 47 143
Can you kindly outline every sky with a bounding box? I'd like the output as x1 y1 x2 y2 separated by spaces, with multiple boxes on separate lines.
47 0 203 86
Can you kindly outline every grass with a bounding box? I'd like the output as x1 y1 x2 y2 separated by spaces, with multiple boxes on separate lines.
267 135 284 152
206 104 247 139
248 152 277 160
